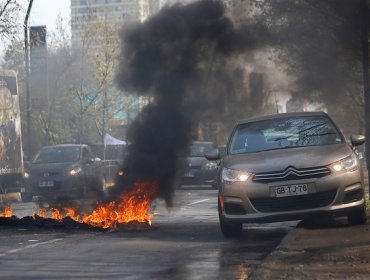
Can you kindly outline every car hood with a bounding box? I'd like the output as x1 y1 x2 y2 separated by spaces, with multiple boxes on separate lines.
223 143 353 173
29 162 78 174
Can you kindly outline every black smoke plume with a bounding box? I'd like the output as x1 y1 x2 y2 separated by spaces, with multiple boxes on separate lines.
115 0 265 206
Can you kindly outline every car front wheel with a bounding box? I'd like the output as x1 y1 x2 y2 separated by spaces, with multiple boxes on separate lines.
21 192 33 203
348 205 367 225
218 197 243 238
99 176 107 198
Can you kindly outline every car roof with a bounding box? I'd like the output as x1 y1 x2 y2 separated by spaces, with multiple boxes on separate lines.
236 111 328 125
42 144 88 149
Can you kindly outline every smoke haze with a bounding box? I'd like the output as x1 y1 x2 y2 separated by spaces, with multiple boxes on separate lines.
115 0 265 206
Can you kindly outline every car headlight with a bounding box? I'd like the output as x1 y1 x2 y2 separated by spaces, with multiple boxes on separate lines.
68 167 82 176
23 171 30 179
205 162 218 170
330 154 359 173
222 167 252 183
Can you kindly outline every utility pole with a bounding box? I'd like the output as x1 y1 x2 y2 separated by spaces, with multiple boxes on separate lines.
360 0 370 194
24 0 34 158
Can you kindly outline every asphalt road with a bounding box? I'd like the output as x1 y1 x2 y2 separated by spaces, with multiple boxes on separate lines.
0 187 294 280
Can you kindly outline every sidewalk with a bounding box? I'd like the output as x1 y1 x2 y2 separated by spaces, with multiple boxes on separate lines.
250 209 370 279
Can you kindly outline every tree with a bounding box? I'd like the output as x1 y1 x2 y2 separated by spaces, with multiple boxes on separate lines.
0 0 21 39
254 0 366 134
73 13 144 145
86 18 123 144
1 13 140 151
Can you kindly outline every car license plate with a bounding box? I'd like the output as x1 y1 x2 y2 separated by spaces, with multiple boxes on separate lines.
184 171 195 177
39 181 54 187
274 184 308 197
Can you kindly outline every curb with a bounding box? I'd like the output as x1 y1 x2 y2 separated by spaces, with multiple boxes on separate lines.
250 208 370 279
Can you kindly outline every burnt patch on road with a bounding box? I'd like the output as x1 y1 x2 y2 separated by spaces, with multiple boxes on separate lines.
0 215 152 232
0 215 97 230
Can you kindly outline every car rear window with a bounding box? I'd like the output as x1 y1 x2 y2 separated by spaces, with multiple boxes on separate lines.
229 116 344 154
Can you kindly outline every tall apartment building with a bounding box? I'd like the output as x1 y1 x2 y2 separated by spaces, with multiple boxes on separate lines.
70 0 143 47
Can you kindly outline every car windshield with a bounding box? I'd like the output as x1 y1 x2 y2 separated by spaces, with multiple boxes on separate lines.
189 143 214 157
32 146 81 164
229 116 344 155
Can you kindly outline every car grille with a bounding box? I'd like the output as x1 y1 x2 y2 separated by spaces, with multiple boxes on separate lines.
250 189 337 212
37 171 59 177
253 166 331 183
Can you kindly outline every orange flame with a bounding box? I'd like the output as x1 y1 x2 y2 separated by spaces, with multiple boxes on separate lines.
50 208 64 221
0 205 12 218
82 183 157 228
83 181 157 228
65 208 77 219
31 181 158 228
34 208 48 219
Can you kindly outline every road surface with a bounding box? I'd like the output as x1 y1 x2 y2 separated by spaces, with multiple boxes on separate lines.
0 187 294 279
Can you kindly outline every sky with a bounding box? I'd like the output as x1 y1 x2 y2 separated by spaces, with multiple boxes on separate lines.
21 0 71 33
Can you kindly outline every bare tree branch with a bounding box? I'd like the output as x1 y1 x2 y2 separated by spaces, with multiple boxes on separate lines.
0 0 21 38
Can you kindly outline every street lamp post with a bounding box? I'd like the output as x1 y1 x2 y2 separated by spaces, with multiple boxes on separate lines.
24 0 34 158
360 0 370 194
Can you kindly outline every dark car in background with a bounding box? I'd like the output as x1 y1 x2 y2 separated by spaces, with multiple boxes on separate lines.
90 144 126 193
21 144 104 201
180 141 218 188
206 112 367 237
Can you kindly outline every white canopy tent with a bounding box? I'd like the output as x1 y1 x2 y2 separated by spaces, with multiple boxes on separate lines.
103 133 127 145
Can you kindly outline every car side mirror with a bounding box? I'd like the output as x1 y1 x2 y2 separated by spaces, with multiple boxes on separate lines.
205 148 221 161
83 158 95 164
351 134 366 146
218 146 226 157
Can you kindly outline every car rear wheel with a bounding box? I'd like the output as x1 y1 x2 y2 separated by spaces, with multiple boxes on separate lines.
218 197 242 238
79 180 88 198
348 205 367 225
83 176 105 198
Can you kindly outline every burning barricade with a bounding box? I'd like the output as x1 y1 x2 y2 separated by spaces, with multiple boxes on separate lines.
0 181 157 230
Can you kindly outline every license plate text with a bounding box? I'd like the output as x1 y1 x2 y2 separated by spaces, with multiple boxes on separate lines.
275 184 308 197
